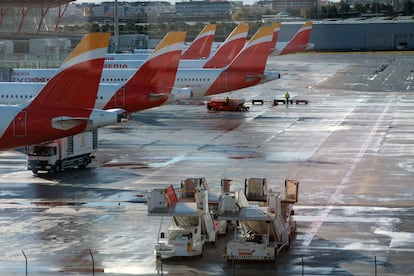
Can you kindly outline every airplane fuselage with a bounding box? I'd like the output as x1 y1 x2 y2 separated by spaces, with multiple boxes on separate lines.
7 67 278 100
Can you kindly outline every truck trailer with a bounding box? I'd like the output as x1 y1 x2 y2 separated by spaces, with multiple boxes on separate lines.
27 130 98 174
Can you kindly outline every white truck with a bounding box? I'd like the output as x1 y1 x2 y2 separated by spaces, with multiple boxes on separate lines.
219 178 299 262
147 178 217 259
27 130 98 174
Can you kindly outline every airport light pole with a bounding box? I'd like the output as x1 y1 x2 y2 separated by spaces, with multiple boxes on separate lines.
21 250 27 276
114 0 119 53
89 249 95 276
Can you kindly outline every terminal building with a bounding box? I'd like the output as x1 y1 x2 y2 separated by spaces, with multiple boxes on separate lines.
277 18 414 51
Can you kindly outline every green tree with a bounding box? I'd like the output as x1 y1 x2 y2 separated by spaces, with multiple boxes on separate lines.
90 23 101 32
402 0 414 15
101 24 110 33
339 1 350 13
232 9 248 21
124 23 136 33
383 4 395 16
354 3 366 15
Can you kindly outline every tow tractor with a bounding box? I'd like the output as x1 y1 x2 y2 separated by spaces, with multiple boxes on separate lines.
206 98 249 112
147 177 217 259
218 178 299 262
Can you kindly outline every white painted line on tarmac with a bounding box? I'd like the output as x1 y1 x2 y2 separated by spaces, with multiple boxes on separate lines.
302 99 393 247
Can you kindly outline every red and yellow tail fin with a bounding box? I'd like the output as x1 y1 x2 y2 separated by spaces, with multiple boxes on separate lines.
227 25 274 73
103 32 186 112
30 32 110 109
181 24 216 60
128 31 185 90
279 21 313 55
205 26 274 96
203 23 249 68
270 22 282 51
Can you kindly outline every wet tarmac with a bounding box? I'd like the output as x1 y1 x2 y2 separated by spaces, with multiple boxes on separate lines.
1 51 414 275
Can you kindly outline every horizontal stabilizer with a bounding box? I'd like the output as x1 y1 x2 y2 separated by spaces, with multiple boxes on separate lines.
105 108 126 114
52 116 89 130
245 75 263 82
149 93 169 99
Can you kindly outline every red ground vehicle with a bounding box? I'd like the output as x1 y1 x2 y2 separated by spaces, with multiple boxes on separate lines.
206 98 249 112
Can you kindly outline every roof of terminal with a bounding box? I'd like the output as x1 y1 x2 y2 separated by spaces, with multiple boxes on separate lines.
0 0 73 8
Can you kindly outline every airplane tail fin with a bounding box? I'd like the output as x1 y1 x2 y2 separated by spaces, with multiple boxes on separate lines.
120 32 185 95
181 24 216 60
226 25 274 74
30 33 110 109
203 23 249 68
270 22 282 53
279 21 313 56
204 26 274 96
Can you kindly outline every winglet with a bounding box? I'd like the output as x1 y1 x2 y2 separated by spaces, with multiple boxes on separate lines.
30 32 110 109
203 23 249 68
103 32 186 112
279 21 313 56
181 24 216 60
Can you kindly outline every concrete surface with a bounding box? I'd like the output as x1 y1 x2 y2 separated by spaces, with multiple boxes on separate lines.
0 51 413 275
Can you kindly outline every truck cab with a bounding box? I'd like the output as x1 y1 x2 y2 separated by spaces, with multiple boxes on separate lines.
27 143 60 173
155 216 205 258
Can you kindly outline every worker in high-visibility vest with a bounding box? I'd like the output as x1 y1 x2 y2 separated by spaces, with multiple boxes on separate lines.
285 92 290 105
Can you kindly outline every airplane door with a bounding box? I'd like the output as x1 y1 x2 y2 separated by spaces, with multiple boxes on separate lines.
114 87 126 107
13 111 27 136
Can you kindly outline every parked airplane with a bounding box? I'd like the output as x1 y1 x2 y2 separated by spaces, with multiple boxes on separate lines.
0 32 187 113
0 33 122 150
274 21 314 56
